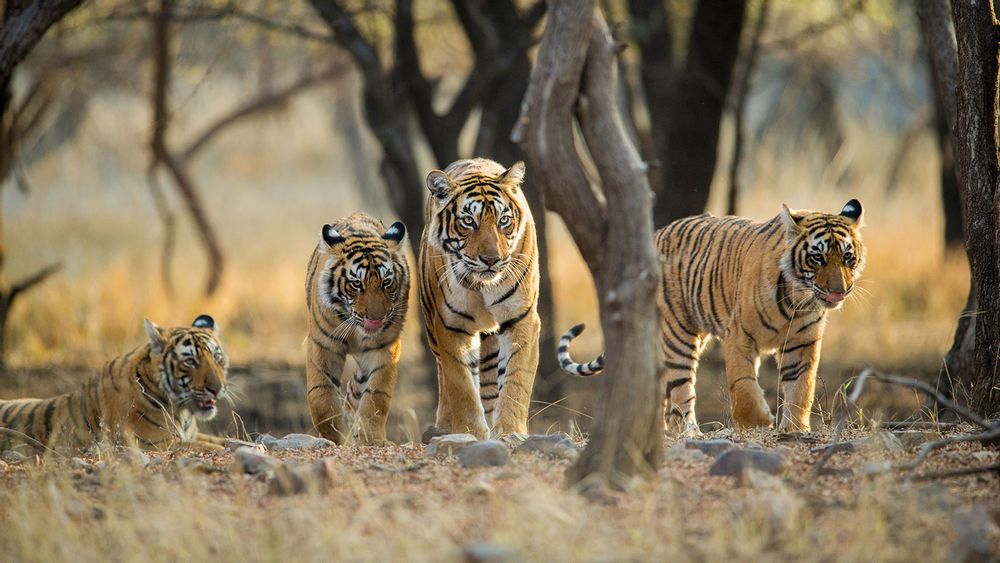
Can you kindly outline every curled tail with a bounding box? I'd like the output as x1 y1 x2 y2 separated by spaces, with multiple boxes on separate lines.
557 324 605 376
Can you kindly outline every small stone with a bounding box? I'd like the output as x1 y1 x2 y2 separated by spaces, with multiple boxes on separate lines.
232 446 281 477
862 431 904 453
459 440 510 468
709 448 789 478
513 433 581 461
463 542 519 563
777 431 819 444
69 457 93 471
665 442 707 461
426 433 479 459
0 450 28 465
947 505 1000 563
223 438 258 451
810 441 856 455
421 426 449 445
257 433 334 451
861 461 892 476
685 439 735 457
268 461 334 496
971 451 997 462
465 480 496 497
177 457 225 474
892 430 936 449
114 447 150 467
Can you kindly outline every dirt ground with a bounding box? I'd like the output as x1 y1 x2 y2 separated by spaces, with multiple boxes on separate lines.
0 426 996 563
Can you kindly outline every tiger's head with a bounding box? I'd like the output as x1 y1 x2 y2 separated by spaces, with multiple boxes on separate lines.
318 214 408 337
780 199 866 310
144 315 229 420
425 158 530 287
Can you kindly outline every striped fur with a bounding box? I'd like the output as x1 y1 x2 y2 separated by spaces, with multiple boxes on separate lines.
419 158 540 439
304 212 409 445
560 200 866 433
557 324 603 376
0 315 229 453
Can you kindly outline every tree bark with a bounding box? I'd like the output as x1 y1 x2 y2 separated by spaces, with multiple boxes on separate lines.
517 1 662 490
944 0 1000 417
654 0 746 226
0 0 83 83
726 0 768 216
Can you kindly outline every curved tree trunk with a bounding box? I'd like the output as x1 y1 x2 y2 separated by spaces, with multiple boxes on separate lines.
517 1 662 490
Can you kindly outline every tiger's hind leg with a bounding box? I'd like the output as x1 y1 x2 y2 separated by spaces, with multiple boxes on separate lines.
659 317 706 437
350 339 401 446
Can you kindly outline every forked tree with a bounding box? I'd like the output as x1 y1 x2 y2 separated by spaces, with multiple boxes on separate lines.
516 1 662 489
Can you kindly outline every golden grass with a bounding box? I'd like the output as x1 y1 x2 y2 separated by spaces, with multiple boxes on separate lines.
1 427 995 563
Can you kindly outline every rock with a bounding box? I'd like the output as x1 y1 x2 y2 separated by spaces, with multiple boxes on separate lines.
863 430 904 453
946 505 1000 563
861 461 892 476
892 430 936 449
685 439 735 457
498 432 528 448
458 440 510 468
114 447 150 467
256 433 334 451
777 431 819 445
709 449 789 478
269 460 335 496
665 442 707 461
223 438 258 451
232 446 281 477
177 457 226 474
69 457 93 471
513 433 581 461
1 450 32 465
426 434 479 459
463 542 519 563
971 451 997 462
421 426 449 445
465 480 496 497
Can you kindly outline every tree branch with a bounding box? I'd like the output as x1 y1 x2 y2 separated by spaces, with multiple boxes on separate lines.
309 0 382 76
0 0 83 82
917 0 957 132
8 262 60 303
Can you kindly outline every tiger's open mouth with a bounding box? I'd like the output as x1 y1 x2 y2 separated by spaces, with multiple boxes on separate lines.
197 398 217 410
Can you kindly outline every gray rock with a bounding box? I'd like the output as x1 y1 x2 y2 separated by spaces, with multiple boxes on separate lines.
463 542 519 563
421 426 449 445
892 430 936 449
269 459 335 496
69 457 93 471
685 439 735 457
114 447 150 467
459 440 510 468
426 433 479 459
223 438 258 451
861 460 892 476
709 448 789 477
232 446 281 476
256 433 334 451
177 457 226 474
513 433 581 461
665 442 707 461
947 505 1000 563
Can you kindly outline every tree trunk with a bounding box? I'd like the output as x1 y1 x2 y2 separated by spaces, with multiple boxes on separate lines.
654 0 746 226
945 0 1000 417
517 1 662 490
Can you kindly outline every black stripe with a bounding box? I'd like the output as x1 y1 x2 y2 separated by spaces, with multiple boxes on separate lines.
665 377 692 394
444 297 475 322
499 308 531 333
664 361 692 371
781 340 817 355
796 314 824 333
443 322 475 336
489 277 521 307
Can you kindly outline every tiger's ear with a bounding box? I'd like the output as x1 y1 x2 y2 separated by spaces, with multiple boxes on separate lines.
144 318 167 355
382 221 406 252
426 169 455 200
192 314 219 335
780 203 805 233
500 161 526 191
839 199 863 227
321 224 346 250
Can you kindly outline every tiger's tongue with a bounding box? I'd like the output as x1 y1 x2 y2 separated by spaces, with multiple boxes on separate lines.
363 319 383 330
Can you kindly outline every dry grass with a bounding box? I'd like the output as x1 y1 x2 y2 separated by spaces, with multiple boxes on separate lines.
0 428 996 563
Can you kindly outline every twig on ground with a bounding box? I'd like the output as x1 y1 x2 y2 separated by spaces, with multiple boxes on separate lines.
913 463 1000 481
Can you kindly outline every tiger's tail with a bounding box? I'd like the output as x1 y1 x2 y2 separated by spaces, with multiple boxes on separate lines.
557 324 605 376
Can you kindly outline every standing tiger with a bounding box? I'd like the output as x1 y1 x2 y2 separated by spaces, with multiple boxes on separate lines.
559 200 866 433
419 158 540 439
305 212 409 445
0 315 229 453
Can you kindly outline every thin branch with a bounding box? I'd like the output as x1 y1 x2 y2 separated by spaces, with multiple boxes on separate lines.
913 462 1000 481
181 64 346 161
0 0 84 82
8 262 60 303
764 0 864 52
917 0 957 132
309 0 382 76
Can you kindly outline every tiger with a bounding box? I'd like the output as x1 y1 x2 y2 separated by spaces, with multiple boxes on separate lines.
419 158 540 439
304 212 409 446
559 200 866 433
0 315 229 453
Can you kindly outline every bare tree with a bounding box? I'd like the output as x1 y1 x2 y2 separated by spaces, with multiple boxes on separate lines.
926 0 1000 416
516 1 662 489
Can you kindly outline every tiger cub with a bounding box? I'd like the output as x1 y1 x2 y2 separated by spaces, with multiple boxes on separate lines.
559 200 866 433
305 212 409 445
0 315 229 453
419 158 540 439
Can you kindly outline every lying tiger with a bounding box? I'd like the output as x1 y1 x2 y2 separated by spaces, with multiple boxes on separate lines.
0 315 229 453
559 200 866 433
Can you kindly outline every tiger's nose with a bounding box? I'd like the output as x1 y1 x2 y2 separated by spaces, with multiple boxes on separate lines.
480 255 501 267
